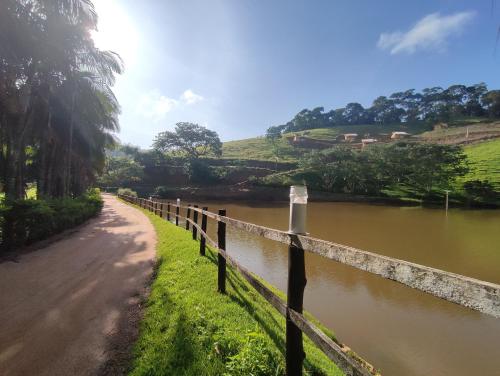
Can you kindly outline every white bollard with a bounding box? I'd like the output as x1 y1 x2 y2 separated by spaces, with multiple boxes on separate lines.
289 185 308 235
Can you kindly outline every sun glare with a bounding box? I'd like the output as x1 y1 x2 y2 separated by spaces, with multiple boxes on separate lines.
91 0 139 68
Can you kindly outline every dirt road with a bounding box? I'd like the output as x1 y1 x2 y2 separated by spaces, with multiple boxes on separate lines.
0 194 156 376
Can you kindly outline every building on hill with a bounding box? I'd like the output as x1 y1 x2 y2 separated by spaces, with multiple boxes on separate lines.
344 133 358 142
361 138 377 148
391 131 410 139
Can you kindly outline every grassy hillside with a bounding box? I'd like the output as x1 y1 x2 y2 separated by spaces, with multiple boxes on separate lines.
462 138 500 190
419 121 500 145
222 123 428 161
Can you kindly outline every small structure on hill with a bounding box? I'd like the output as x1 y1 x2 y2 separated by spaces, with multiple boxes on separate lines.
434 122 448 131
343 133 358 142
361 138 377 148
391 131 410 139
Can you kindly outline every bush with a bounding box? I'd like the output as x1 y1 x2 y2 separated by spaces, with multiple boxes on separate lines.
153 186 171 199
117 187 138 197
463 180 499 200
1 189 103 251
184 159 220 184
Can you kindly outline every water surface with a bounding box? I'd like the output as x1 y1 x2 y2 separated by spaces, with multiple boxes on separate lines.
182 201 500 376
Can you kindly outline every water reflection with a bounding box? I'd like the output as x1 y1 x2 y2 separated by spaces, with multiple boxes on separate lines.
182 200 500 376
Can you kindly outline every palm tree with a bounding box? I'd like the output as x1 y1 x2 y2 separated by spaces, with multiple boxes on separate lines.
0 0 122 200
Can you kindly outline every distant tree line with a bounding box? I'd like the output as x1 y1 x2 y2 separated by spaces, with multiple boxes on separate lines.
295 143 468 197
267 83 500 136
0 0 122 200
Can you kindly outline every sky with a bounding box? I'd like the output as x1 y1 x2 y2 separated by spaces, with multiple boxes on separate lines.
91 0 500 148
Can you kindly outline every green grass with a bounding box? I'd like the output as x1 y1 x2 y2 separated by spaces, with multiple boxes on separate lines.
222 123 429 161
222 136 284 161
462 138 500 190
419 121 500 141
129 206 346 376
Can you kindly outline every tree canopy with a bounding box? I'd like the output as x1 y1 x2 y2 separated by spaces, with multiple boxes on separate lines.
0 0 122 199
298 143 468 196
153 122 222 158
268 83 497 135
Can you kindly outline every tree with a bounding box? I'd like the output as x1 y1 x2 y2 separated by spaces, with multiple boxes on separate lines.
343 103 371 124
482 90 500 118
0 0 122 200
153 122 222 158
98 156 144 188
371 96 404 124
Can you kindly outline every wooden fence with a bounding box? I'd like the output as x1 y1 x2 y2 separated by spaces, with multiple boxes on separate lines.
118 194 500 376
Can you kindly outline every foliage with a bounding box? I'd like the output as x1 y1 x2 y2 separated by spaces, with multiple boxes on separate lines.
128 208 343 376
117 187 138 198
0 0 122 200
153 123 222 158
184 159 221 184
285 143 469 197
463 180 499 202
0 189 103 251
266 83 497 135
98 156 144 188
222 123 427 162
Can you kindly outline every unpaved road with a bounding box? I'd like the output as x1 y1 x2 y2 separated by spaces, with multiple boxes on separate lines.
0 194 156 376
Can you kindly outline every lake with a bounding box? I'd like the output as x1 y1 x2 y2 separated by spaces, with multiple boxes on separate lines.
180 200 500 376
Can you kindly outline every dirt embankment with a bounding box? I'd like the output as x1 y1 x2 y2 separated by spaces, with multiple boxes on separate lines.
0 194 156 376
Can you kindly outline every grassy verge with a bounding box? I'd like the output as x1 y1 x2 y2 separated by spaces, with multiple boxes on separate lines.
128 205 344 376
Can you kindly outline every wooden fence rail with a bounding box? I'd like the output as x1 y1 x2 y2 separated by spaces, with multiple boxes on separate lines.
117 194 500 376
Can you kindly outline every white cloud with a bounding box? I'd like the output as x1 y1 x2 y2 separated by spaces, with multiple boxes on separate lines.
181 89 204 104
377 11 475 55
136 89 204 121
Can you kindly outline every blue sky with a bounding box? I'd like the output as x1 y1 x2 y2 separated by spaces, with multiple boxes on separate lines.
92 0 500 147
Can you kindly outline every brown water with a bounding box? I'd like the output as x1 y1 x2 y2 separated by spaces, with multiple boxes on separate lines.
184 201 500 376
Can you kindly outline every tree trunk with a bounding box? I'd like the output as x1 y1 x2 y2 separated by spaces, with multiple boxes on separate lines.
64 89 76 197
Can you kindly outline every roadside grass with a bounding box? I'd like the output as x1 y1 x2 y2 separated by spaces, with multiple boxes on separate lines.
461 138 500 190
129 206 344 376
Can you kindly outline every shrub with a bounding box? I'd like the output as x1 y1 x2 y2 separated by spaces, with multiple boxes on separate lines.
117 187 138 197
1 190 103 251
184 159 220 184
463 180 499 200
153 186 171 198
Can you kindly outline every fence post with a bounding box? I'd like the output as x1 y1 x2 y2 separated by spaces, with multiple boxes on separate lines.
186 205 191 230
160 202 164 217
217 209 227 294
192 205 199 240
286 244 306 376
175 202 180 226
200 207 208 256
167 202 171 221
286 185 308 376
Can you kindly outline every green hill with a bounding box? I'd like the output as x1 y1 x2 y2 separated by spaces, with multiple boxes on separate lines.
462 138 500 190
222 123 428 161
